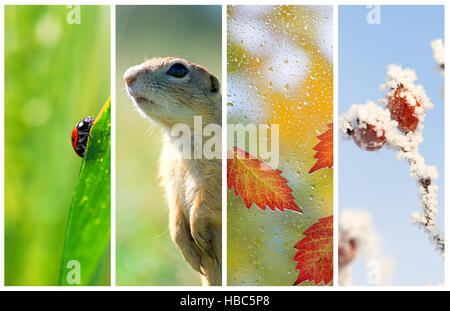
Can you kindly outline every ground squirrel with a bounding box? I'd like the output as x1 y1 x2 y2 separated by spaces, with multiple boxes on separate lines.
124 57 222 286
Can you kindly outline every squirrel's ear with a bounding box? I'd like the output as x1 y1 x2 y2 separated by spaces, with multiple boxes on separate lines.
209 75 220 93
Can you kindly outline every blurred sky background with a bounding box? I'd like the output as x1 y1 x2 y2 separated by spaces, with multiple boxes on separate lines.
116 5 221 286
339 5 444 285
5 5 110 285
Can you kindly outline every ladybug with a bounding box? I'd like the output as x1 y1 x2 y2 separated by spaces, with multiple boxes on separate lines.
71 116 94 157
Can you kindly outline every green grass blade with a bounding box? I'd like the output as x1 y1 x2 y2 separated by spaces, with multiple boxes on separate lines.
59 98 111 286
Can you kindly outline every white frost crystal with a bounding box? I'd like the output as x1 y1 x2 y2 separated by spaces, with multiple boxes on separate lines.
380 64 433 124
339 101 395 136
431 39 445 70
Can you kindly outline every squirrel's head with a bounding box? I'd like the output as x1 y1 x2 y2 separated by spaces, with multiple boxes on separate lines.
124 57 221 130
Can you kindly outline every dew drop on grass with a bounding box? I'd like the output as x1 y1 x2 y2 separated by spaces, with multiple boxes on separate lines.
80 196 88 204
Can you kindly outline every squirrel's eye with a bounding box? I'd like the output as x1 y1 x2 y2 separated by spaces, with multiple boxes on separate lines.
167 63 188 78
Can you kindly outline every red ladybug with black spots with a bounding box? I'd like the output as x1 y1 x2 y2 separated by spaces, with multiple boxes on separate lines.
71 116 94 157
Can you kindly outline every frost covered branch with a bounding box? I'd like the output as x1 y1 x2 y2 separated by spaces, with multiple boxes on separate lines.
431 38 444 75
339 209 393 286
339 64 444 257
431 39 444 97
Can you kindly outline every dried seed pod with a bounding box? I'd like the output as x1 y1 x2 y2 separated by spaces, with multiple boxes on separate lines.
351 121 386 151
387 84 420 133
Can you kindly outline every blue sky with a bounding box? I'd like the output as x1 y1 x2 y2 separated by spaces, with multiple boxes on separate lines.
339 5 444 285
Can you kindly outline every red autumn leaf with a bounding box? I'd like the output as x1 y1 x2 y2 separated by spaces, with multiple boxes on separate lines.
309 123 333 174
227 147 301 213
293 215 333 285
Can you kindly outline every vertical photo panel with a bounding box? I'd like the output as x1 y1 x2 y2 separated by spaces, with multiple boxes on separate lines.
5 5 111 286
116 5 222 286
227 5 333 286
338 5 444 285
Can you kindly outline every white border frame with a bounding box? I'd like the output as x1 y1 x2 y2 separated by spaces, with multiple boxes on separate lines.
0 1 447 291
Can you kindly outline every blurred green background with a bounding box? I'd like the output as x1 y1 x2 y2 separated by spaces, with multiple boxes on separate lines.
5 5 110 285
116 5 221 286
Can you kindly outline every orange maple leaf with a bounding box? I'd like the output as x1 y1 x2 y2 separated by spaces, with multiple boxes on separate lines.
293 215 333 285
227 147 301 213
309 123 333 174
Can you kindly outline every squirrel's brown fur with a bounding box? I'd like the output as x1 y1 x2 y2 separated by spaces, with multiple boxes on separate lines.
124 57 221 285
